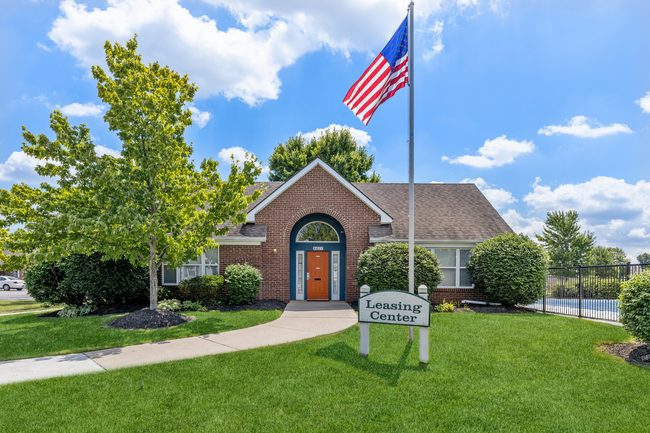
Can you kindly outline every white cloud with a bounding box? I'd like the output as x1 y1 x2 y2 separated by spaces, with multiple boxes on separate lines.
461 177 517 209
422 20 444 61
430 180 444 183
538 116 632 138
523 176 650 258
57 102 105 117
501 209 545 239
217 146 268 175
636 92 650 114
301 124 372 147
0 152 43 184
48 0 452 106
443 135 534 168
188 105 212 128
36 42 52 52
95 145 121 158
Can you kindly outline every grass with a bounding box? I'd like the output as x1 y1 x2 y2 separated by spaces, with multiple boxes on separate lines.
1 312 648 432
0 300 62 314
0 309 280 361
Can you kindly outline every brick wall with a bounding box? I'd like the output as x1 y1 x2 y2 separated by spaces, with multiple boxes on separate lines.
254 165 381 302
219 245 261 274
429 288 486 304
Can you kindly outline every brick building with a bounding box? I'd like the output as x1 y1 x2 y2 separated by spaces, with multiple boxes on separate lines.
161 158 513 304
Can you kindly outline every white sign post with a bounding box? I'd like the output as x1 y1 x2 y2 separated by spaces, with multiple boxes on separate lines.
359 284 431 363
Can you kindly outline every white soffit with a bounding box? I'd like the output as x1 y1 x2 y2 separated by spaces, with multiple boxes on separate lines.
370 238 486 246
246 158 392 224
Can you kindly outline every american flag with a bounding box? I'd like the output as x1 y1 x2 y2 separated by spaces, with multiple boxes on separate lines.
343 16 409 125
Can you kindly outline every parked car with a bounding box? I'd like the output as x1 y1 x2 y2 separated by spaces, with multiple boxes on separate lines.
0 276 24 291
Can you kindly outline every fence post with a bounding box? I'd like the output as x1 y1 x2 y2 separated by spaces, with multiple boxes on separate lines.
418 285 429 364
626 261 631 281
359 285 370 356
578 265 583 318
543 292 546 313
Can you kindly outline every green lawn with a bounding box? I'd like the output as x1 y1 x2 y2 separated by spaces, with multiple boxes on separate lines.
0 300 62 314
0 309 280 361
1 313 648 432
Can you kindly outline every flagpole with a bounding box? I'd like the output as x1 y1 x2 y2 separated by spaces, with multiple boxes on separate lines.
408 1 415 342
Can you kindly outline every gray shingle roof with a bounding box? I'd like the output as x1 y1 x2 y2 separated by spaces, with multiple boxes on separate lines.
354 183 513 241
219 180 512 241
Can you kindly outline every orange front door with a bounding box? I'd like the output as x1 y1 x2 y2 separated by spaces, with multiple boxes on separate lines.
307 251 329 300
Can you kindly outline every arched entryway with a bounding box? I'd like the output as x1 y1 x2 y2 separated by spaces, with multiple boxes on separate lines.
289 213 346 300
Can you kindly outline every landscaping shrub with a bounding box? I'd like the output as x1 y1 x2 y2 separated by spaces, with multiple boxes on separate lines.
177 275 225 305
435 299 455 313
619 269 650 343
158 299 182 311
356 243 442 294
57 304 97 318
225 264 262 305
24 253 149 308
182 300 207 312
466 233 548 306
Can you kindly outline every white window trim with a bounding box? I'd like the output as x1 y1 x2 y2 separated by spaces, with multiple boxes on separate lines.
296 221 340 243
162 248 219 286
426 247 473 289
296 250 305 300
331 250 340 301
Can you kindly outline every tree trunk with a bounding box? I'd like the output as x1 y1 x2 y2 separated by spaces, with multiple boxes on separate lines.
149 239 158 310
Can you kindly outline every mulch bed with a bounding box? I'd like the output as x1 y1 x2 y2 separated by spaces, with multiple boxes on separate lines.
600 342 650 366
348 300 534 314
107 308 193 330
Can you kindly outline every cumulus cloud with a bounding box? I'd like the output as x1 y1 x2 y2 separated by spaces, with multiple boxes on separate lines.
188 105 212 128
501 209 545 239
442 135 534 168
636 92 650 114
301 124 372 147
538 116 632 138
47 0 455 106
57 102 105 117
461 177 517 209
422 20 444 61
36 42 52 52
523 176 650 258
217 146 268 175
0 152 43 184
95 145 121 158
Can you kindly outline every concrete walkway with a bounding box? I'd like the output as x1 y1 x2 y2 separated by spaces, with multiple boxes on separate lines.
0 301 357 386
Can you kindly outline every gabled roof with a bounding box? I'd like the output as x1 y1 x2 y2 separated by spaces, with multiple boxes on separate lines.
245 158 393 224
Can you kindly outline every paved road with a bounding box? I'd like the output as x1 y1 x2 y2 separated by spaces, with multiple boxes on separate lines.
0 289 34 301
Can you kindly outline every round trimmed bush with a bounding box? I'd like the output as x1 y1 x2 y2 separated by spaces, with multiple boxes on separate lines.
619 269 650 343
177 275 225 305
225 263 262 305
355 243 442 294
466 233 548 306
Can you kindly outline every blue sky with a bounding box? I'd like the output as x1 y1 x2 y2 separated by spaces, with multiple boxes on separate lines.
1 0 649 260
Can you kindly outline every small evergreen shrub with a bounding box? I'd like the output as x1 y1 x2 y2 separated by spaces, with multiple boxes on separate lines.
182 300 207 312
158 299 182 311
356 243 442 294
225 264 262 305
619 270 650 343
177 275 225 305
466 233 548 306
25 253 149 308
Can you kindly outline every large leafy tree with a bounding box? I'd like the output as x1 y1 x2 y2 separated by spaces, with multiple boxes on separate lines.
0 36 262 309
267 128 381 183
638 253 650 265
587 246 628 266
536 210 595 267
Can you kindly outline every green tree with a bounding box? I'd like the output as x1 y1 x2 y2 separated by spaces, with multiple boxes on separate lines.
0 36 262 309
267 128 381 183
637 252 650 265
536 210 595 267
586 246 627 266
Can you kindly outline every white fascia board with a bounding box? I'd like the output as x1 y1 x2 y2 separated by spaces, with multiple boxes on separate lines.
370 238 486 247
214 237 266 246
246 158 392 224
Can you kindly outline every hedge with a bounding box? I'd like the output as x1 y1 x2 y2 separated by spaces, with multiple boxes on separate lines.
225 264 262 305
619 270 650 343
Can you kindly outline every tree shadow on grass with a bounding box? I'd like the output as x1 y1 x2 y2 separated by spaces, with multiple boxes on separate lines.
315 341 426 387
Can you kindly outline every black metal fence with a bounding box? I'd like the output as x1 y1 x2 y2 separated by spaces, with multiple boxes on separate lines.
528 263 648 322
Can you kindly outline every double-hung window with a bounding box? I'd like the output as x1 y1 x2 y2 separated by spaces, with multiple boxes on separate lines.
162 248 219 285
426 248 472 288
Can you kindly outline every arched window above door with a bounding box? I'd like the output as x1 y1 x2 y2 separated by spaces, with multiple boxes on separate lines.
296 221 340 242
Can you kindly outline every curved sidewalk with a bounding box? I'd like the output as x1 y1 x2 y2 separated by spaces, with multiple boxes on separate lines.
0 301 358 386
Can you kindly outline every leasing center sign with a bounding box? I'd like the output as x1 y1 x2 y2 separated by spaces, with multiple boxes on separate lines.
359 290 431 327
